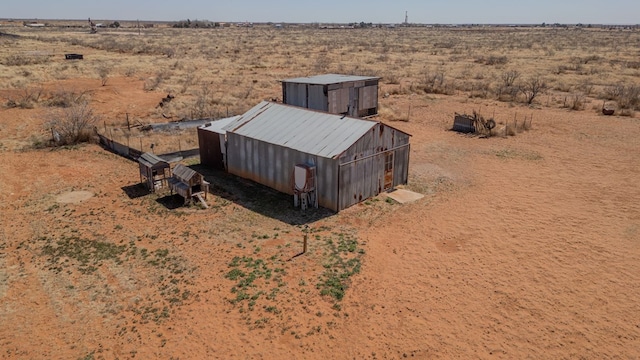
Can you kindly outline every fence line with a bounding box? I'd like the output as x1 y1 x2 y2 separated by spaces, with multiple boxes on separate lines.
97 133 198 163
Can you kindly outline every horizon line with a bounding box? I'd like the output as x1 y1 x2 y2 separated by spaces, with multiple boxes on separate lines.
3 18 640 27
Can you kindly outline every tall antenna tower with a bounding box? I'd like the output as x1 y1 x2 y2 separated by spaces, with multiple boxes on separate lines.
404 11 408 25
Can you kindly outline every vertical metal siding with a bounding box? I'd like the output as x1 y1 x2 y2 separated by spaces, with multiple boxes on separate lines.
226 133 340 211
198 127 225 169
308 84 328 111
284 83 308 108
328 88 349 114
358 85 378 110
337 124 411 210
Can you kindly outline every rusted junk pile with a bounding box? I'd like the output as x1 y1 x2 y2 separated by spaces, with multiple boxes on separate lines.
453 111 496 135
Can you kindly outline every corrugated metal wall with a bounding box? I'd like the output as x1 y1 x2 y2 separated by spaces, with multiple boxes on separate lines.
358 85 378 111
328 88 349 114
285 80 379 116
308 85 328 111
197 128 225 169
226 133 340 211
283 83 308 108
224 121 409 212
337 123 410 210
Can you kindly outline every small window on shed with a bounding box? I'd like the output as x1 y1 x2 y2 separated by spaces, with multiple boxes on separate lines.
385 152 394 172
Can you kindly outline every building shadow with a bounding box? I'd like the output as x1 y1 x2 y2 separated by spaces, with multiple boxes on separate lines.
190 164 334 226
155 194 186 210
121 183 150 199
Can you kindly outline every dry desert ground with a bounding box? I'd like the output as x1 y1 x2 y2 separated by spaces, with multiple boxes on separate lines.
0 23 639 359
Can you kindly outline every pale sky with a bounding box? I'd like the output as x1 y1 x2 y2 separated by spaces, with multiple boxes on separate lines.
2 0 638 25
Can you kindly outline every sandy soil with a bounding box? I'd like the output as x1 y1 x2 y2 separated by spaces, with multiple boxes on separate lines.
1 74 639 360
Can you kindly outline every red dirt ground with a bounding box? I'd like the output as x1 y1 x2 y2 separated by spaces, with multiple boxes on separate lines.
1 77 639 359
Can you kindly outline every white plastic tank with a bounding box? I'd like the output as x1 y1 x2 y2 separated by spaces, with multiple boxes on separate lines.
294 165 309 191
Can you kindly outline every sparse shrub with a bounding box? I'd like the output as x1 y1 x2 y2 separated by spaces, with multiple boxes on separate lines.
378 104 408 122
124 67 137 77
501 70 520 88
419 67 453 95
144 72 165 91
563 93 586 110
97 65 112 86
191 84 214 119
625 61 640 70
4 87 44 109
496 69 520 101
46 88 88 108
2 54 50 66
384 73 401 85
469 80 492 99
518 75 547 105
618 85 640 110
475 55 508 66
619 108 635 117
47 102 99 146
603 84 640 111
505 122 517 136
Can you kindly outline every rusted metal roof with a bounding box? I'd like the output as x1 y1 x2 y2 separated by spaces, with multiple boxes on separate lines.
222 101 381 159
281 74 379 85
138 152 169 169
172 164 198 182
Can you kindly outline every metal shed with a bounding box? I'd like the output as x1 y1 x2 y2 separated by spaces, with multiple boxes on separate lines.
197 116 240 170
199 101 410 212
138 152 170 192
282 74 380 117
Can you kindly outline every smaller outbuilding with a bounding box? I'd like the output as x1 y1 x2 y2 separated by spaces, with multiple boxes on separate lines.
281 74 380 117
168 164 209 206
138 152 170 192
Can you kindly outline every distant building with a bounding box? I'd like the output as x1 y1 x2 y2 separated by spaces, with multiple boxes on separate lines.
281 74 380 117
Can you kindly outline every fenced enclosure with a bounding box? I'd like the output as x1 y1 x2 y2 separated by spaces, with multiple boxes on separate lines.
97 116 200 161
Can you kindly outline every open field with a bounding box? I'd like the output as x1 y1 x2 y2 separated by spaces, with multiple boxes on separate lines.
1 24 639 359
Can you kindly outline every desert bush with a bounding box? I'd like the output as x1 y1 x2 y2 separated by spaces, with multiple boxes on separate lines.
469 80 492 99
190 84 215 119
625 61 640 70
619 108 635 117
618 85 640 110
518 75 547 105
377 104 409 122
563 93 586 111
420 67 454 95
97 65 112 86
496 70 520 101
47 102 99 145
46 88 88 108
501 70 520 87
384 73 401 85
603 85 624 101
124 66 137 77
144 72 166 91
5 87 44 109
603 84 640 110
2 54 50 66
475 55 508 66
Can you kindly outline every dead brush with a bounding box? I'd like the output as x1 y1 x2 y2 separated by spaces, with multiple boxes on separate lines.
471 111 496 137
504 122 517 136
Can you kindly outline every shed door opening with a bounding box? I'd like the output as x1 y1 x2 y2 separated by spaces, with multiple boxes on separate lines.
384 152 394 190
